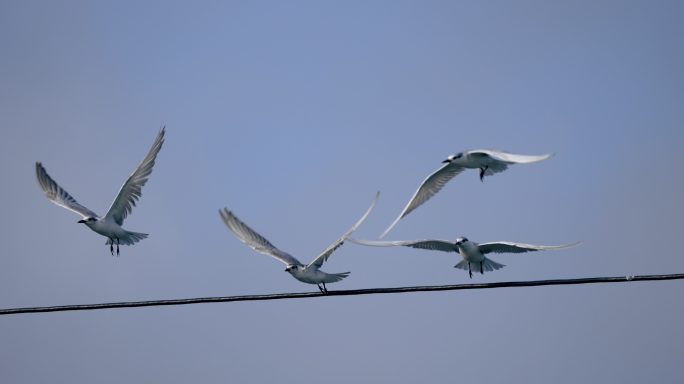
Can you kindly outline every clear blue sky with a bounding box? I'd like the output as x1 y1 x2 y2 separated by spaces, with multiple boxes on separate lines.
1 1 683 383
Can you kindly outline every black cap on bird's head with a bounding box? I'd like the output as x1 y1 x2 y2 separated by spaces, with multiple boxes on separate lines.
285 265 297 272
455 237 468 246
443 153 464 163
78 217 96 224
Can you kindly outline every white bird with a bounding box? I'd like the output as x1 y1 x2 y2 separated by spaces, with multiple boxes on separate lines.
379 149 554 239
35 127 166 255
219 192 379 294
348 236 580 278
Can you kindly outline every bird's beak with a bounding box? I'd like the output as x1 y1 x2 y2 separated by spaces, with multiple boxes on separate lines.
78 220 86 223
455 242 461 245
442 159 451 163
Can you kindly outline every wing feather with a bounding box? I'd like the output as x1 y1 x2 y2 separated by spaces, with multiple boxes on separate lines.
379 163 464 239
469 149 554 164
347 238 459 253
219 208 302 265
308 192 379 269
104 127 165 226
35 162 98 218
478 241 581 254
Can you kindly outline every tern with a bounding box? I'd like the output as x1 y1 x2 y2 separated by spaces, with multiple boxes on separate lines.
35 127 166 255
379 149 554 239
348 236 580 278
219 192 379 294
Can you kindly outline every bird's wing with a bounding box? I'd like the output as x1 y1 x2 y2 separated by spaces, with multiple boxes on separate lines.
468 149 554 164
219 208 302 265
35 162 99 218
347 238 459 253
378 163 465 239
308 192 379 269
477 241 581 254
104 127 165 226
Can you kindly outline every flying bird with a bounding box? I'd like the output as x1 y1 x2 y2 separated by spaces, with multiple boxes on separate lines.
348 236 580 278
35 127 166 255
219 192 379 294
379 149 554 239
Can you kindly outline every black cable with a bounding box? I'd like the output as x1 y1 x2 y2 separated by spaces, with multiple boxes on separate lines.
1 273 682 316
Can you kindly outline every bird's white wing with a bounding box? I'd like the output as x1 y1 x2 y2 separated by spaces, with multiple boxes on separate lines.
35 162 98 218
478 241 581 254
219 208 302 265
347 238 459 253
104 127 165 226
379 163 465 239
308 192 379 269
469 149 554 164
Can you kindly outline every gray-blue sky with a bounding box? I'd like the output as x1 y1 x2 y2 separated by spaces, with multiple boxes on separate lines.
1 1 683 382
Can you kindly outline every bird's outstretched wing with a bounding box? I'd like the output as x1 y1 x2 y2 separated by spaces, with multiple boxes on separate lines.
379 163 464 239
347 238 459 253
219 208 302 266
469 149 554 164
104 127 165 226
35 162 98 218
477 241 581 254
308 192 379 269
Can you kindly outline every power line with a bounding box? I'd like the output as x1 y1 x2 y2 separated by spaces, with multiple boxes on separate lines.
2 273 682 316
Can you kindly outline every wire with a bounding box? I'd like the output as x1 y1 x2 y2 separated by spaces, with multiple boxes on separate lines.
1 273 682 316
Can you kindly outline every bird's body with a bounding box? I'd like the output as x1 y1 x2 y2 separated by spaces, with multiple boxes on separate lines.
348 236 580 278
285 265 350 285
379 149 554 239
35 127 166 255
82 216 147 247
220 193 379 293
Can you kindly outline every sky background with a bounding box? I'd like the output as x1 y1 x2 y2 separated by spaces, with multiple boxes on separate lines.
1 1 683 382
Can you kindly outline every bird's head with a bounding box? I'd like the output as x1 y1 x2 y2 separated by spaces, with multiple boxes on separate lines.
455 237 469 246
285 265 298 273
442 153 464 163
78 217 97 225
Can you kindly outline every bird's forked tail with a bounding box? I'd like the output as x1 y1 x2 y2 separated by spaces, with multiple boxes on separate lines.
105 231 148 246
454 257 505 273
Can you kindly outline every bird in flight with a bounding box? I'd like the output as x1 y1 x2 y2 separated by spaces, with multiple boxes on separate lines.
379 149 554 239
219 192 379 294
35 127 166 256
348 236 580 278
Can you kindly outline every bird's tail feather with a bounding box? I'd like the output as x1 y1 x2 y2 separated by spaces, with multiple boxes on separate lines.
105 231 148 246
454 257 505 272
322 272 350 283
484 162 511 176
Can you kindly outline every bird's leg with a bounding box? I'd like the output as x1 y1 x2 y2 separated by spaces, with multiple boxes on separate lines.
323 282 328 294
481 261 484 275
109 238 114 256
468 262 472 279
116 237 120 257
479 166 489 182
317 284 325 294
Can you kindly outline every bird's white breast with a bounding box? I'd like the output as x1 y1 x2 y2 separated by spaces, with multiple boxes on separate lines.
457 242 485 262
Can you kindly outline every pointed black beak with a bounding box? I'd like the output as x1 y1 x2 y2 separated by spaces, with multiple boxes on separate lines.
78 220 86 223
442 159 451 163
455 242 461 245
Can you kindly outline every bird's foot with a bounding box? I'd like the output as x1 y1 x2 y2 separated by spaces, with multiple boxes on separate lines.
109 239 114 256
323 282 329 294
481 261 484 275
318 284 325 294
468 262 473 279
116 238 120 257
